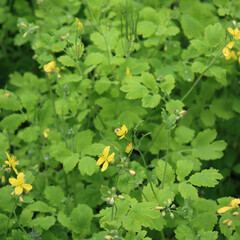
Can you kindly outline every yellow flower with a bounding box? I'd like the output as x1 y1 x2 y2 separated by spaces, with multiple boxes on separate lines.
217 198 240 214
75 18 83 30
5 152 19 175
96 146 115 172
9 172 32 196
223 41 235 57
126 67 132 77
43 128 50 138
125 142 133 153
225 50 237 60
43 61 59 75
115 124 128 140
228 27 240 40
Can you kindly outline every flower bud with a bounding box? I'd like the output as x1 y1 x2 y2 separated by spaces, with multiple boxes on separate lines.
227 220 232 228
105 197 110 202
171 204 176 209
118 195 125 200
223 219 230 225
107 191 111 195
1 176 5 185
111 187 116 193
155 206 164 210
109 197 115 205
19 196 24 204
129 170 136 176
168 198 172 205
3 93 10 97
232 212 239 216
232 20 236 26
161 211 166 217
170 212 174 219
5 168 11 173
104 235 112 240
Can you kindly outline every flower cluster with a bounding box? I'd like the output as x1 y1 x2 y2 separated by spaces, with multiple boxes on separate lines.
4 152 32 203
43 61 60 76
155 198 176 219
223 26 240 63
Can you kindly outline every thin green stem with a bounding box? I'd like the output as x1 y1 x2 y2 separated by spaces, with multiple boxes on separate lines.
4 199 17 240
160 131 170 189
181 50 222 102
111 204 114 221
13 209 27 234
160 230 166 240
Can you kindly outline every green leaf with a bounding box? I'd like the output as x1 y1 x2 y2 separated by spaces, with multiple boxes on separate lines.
26 201 56 213
70 204 93 235
137 21 155 38
122 202 166 232
84 52 105 66
31 216 56 230
74 130 93 153
181 15 203 39
57 211 71 229
141 72 158 93
0 186 15 212
94 77 111 94
18 126 40 143
0 133 9 154
175 126 195 144
200 109 216 127
63 154 79 173
156 160 175 184
198 230 218 240
20 92 38 111
81 143 105 156
78 156 98 176
44 186 64 207
189 168 223 187
204 23 225 47
192 61 205 73
58 55 76 67
121 79 148 99
19 209 33 226
176 160 194 181
166 100 184 113
191 129 227 160
0 90 21 111
175 224 195 240
159 75 175 94
0 213 8 234
0 114 25 132
190 39 208 55
192 212 218 231
208 66 227 86
142 94 161 108
179 182 198 200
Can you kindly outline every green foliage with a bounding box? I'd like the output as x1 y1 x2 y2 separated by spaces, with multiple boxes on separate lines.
0 0 239 239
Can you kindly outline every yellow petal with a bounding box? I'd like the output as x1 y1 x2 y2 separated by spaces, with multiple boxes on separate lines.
228 27 234 35
107 152 115 162
9 177 17 187
12 167 18 175
227 41 235 49
217 206 232 214
5 161 9 165
96 156 105 166
101 161 109 172
230 198 240 208
5 152 11 162
119 135 125 140
22 184 32 191
15 186 23 195
125 142 133 153
115 129 124 136
102 146 110 158
223 47 230 57
17 173 25 184
121 124 128 134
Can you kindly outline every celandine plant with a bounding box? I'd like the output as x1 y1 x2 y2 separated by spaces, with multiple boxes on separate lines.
0 0 240 239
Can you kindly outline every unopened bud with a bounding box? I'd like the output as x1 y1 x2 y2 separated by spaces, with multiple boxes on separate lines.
23 32 28 38
168 198 172 205
1 176 5 185
110 230 118 234
20 23 27 28
223 219 230 225
233 212 239 216
19 196 24 204
118 195 125 200
5 168 11 173
111 187 116 193
66 32 70 38
114 128 120 133
104 235 112 240
170 212 174 219
129 170 136 176
179 110 187 115
105 197 110 202
176 116 180 120
173 109 178 113
107 191 111 195
109 197 115 205
3 93 10 97
60 36 65 41
11 191 15 196
155 206 164 210
32 54 38 60
227 220 232 228
171 204 176 209
232 20 236 26
161 211 166 217
57 74 61 79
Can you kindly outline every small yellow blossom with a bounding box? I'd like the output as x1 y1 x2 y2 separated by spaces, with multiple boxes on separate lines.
43 61 59 75
1 176 5 185
126 67 132 77
19 196 24 204
43 128 50 138
115 124 128 140
225 50 237 60
5 152 19 175
228 27 240 40
75 18 83 30
217 198 240 214
9 172 32 196
223 41 235 57
96 146 115 172
125 142 133 153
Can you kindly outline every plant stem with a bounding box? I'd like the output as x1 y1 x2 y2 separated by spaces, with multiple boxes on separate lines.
160 131 170 189
181 50 222 102
4 200 17 240
160 230 166 240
